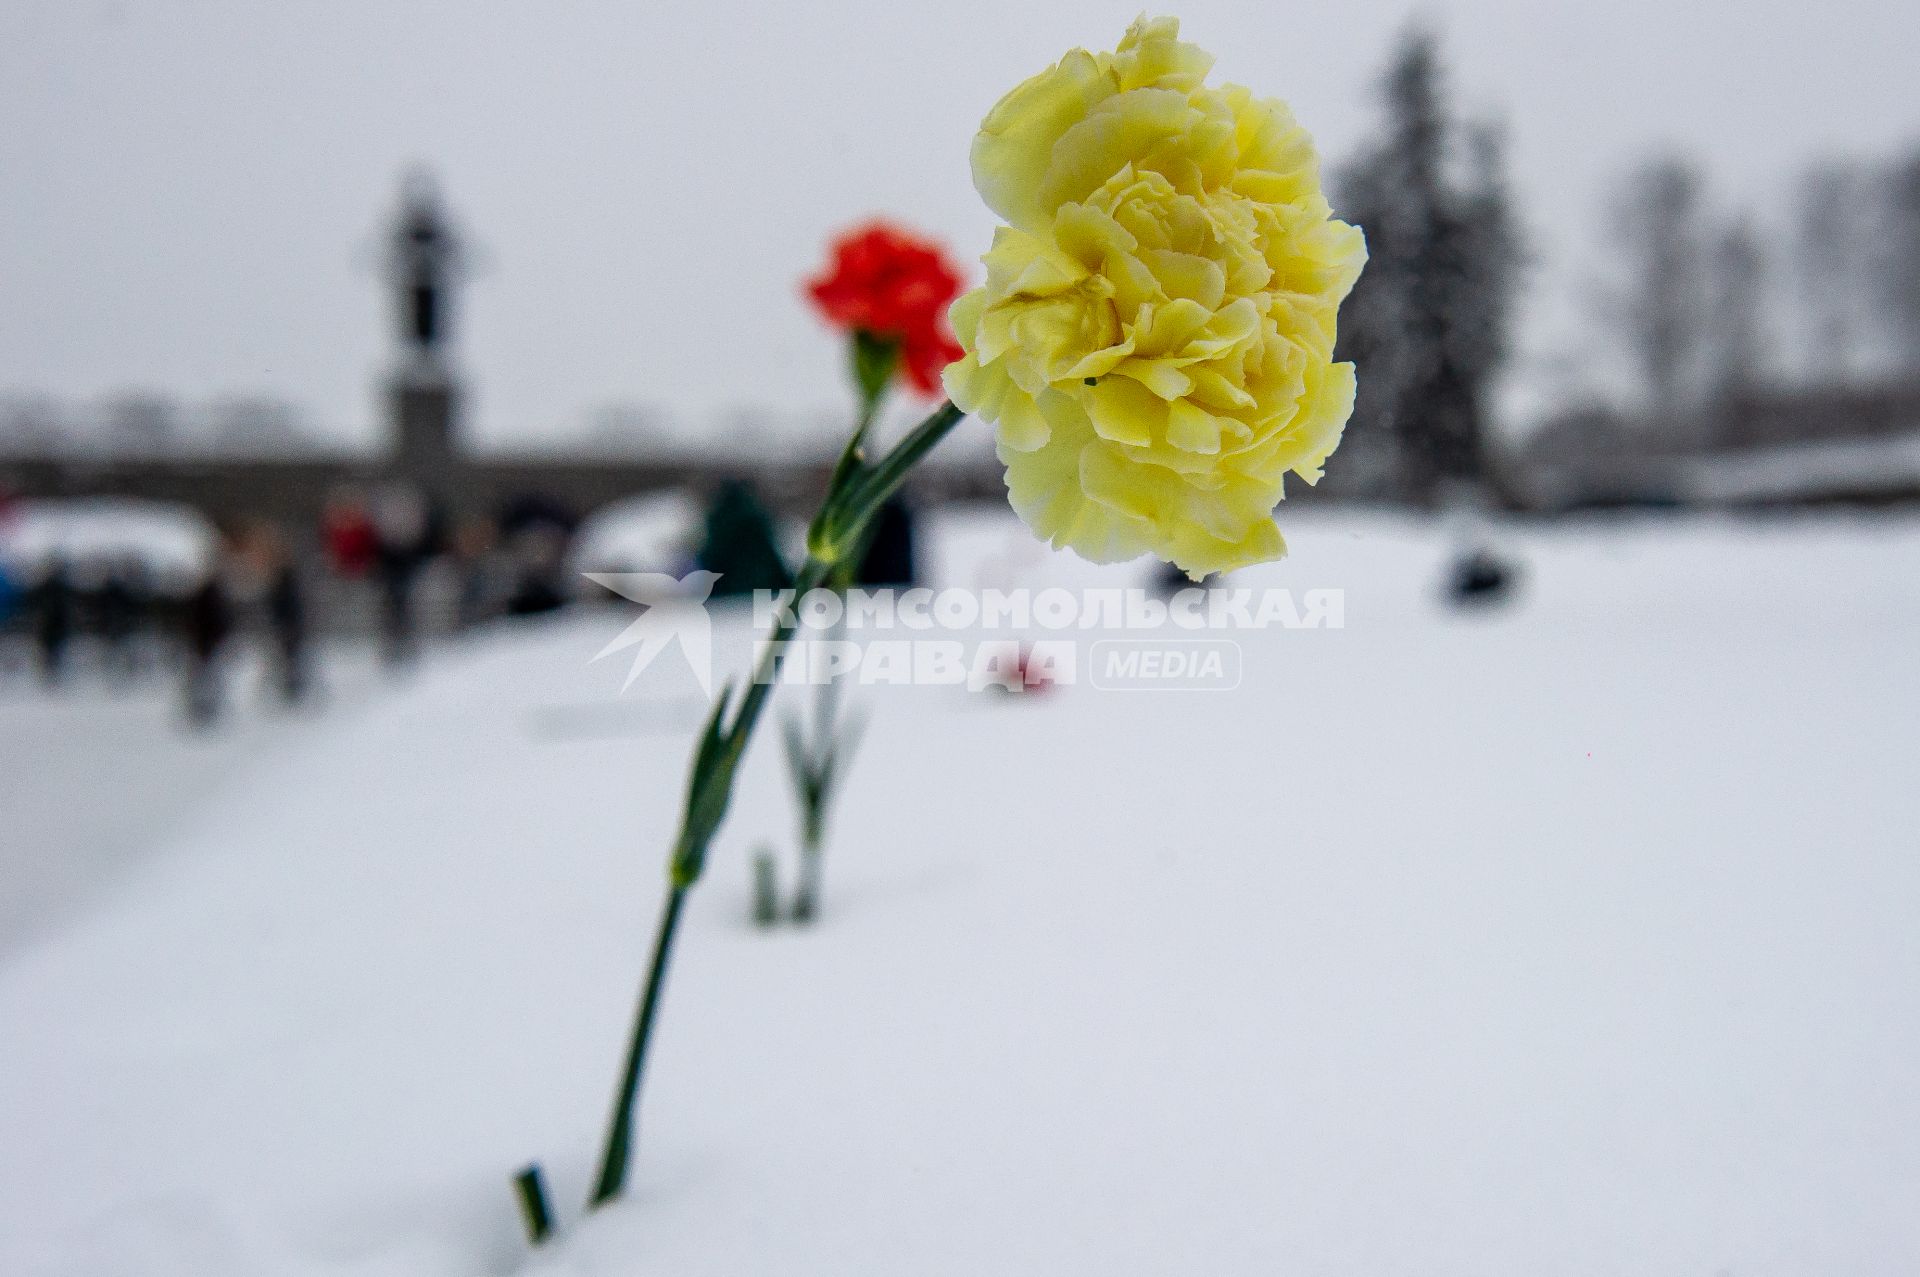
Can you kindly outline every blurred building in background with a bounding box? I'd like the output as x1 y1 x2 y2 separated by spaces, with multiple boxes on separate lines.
0 176 1000 556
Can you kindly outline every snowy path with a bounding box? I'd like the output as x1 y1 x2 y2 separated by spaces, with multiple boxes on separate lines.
1 512 1918 1276
0 647 384 958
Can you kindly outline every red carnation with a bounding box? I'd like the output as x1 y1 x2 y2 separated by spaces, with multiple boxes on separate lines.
806 220 966 397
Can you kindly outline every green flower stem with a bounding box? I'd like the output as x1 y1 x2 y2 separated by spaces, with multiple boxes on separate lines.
822 333 895 505
810 400 965 563
789 343 886 924
793 835 823 924
581 397 968 1215
787 623 864 924
704 552 835 795
587 881 687 1206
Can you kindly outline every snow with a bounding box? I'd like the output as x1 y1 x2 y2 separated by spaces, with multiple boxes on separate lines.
2 509 1918 1275
0 645 388 960
567 492 701 578
0 497 217 582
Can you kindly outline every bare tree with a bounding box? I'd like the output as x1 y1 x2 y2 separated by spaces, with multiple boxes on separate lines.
206 395 311 455
1609 155 1709 427
1794 160 1870 383
1451 121 1526 434
103 392 179 457
1881 150 1920 379
0 394 67 458
1703 217 1769 436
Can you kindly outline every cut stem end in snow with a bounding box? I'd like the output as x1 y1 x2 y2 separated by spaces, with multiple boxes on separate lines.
513 1163 555 1245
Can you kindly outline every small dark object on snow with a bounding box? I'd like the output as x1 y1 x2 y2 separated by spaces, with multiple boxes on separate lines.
1150 559 1214 598
1446 548 1519 607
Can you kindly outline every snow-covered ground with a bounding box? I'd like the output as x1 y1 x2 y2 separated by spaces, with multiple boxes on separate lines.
0 644 386 960
2 509 1918 1276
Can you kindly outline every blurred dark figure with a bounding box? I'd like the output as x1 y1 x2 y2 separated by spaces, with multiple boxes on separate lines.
502 526 568 618
853 494 917 588
497 495 575 619
27 558 75 685
372 483 436 665
180 568 233 728
94 556 150 681
0 558 20 658
262 536 310 705
504 566 566 617
697 480 791 598
1446 547 1520 608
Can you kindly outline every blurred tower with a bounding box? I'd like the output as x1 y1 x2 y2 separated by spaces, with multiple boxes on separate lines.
384 169 466 492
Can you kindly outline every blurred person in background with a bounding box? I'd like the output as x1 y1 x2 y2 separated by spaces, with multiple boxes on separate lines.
372 482 437 665
179 545 234 729
27 556 75 685
0 553 19 670
92 555 150 682
452 515 509 628
502 528 569 617
322 486 379 580
496 495 575 619
253 525 311 706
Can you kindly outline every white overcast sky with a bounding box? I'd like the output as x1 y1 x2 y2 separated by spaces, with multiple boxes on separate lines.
2 0 1916 449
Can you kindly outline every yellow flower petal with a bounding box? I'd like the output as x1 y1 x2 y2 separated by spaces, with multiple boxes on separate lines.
971 49 1113 234
955 16 1368 577
1084 374 1162 446
1166 399 1223 454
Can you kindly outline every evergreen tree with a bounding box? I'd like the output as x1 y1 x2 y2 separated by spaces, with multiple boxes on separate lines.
1333 27 1523 505
1794 160 1871 383
696 480 792 597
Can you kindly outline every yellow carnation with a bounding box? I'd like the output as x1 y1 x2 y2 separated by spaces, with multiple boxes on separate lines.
944 16 1366 577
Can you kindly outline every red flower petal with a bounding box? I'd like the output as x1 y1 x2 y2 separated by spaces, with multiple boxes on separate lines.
804 219 968 396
